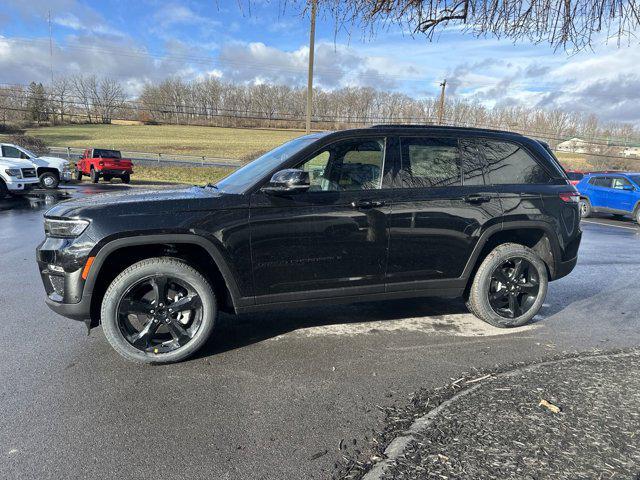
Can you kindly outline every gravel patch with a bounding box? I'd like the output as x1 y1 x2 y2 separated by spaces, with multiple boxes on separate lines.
335 349 640 479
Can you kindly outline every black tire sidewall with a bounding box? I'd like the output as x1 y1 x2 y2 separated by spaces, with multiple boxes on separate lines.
579 198 591 218
74 169 83 181
101 259 217 364
39 172 59 189
0 179 8 198
469 244 548 328
122 174 130 184
90 169 99 183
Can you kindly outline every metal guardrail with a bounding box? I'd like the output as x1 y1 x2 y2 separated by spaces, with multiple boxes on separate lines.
47 146 241 169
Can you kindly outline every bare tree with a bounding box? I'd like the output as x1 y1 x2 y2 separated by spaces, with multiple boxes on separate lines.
307 0 640 50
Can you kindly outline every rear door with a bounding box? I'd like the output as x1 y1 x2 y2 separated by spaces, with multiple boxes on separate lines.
587 176 612 209
384 134 502 290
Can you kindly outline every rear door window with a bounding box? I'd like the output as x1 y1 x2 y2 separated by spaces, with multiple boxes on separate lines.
611 177 632 190
396 137 461 188
460 139 486 185
477 139 552 185
589 177 612 188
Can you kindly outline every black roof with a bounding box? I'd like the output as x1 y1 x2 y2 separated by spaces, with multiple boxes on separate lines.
368 124 522 136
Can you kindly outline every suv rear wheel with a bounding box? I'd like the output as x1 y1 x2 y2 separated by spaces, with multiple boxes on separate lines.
101 257 217 364
466 243 548 328
578 198 591 218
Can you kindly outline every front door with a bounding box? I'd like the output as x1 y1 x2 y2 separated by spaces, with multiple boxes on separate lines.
385 136 502 290
249 136 391 303
608 176 635 212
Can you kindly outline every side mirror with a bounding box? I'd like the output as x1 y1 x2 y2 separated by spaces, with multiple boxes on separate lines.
262 169 310 194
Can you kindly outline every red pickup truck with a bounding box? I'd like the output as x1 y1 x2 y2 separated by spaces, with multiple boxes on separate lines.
75 148 133 184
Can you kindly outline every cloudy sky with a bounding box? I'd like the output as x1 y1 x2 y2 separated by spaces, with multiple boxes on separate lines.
1 0 639 124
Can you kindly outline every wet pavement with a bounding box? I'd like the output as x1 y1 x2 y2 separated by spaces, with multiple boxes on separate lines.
1 184 639 479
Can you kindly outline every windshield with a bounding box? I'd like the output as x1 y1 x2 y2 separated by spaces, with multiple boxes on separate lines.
18 146 38 159
94 149 121 158
214 134 323 193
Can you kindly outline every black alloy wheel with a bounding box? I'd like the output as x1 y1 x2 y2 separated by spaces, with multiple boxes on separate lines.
488 257 540 319
116 275 204 354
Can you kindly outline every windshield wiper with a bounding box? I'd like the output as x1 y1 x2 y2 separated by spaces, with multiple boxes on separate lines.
204 183 219 189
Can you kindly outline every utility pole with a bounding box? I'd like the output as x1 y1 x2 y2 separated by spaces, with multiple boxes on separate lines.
437 79 447 125
305 0 317 134
48 10 54 84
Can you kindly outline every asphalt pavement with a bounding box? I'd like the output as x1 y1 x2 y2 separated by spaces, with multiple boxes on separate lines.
1 183 639 480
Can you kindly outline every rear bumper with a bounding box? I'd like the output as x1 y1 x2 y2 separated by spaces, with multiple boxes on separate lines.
553 255 578 281
99 169 132 176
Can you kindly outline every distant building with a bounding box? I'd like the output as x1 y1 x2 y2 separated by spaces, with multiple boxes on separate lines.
557 138 589 154
622 146 640 158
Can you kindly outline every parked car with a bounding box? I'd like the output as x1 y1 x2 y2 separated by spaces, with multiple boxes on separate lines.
0 155 40 197
566 170 585 186
37 126 581 363
0 143 73 189
75 148 133 184
576 172 640 223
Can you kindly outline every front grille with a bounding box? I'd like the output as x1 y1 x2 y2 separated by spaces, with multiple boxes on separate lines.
21 168 37 178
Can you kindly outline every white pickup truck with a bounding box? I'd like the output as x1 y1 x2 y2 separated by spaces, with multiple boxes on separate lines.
0 143 72 189
0 156 39 197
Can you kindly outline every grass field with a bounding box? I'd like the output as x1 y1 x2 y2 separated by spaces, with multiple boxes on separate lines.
133 165 233 185
17 124 306 159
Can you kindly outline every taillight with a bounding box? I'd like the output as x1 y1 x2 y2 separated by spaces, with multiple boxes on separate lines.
559 192 580 203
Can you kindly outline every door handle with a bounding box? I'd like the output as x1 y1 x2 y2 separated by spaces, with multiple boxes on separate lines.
464 194 491 204
351 200 386 209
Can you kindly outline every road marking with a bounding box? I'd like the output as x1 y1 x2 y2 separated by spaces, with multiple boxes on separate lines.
582 220 639 231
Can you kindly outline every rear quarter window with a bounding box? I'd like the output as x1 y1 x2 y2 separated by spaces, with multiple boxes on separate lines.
478 139 552 185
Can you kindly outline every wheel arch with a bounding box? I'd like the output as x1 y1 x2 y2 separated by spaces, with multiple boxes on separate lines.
85 234 244 327
36 166 60 177
462 222 561 294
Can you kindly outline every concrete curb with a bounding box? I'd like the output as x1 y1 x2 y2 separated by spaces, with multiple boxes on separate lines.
362 350 639 480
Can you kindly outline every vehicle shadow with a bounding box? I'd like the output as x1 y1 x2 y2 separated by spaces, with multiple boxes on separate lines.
195 296 471 358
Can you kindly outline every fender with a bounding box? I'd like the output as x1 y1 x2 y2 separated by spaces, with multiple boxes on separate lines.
83 233 248 311
461 220 562 280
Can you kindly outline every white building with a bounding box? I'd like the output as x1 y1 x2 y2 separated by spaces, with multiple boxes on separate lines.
557 138 589 154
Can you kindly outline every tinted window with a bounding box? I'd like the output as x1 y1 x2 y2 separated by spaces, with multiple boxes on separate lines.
566 172 584 181
589 177 612 188
479 140 552 184
297 138 385 191
2 146 27 159
460 139 486 185
396 137 461 188
93 149 121 158
630 175 640 186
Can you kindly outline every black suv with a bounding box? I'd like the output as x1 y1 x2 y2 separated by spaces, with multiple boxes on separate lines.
37 126 581 363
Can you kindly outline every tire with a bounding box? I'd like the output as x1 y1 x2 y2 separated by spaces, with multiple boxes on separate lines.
101 257 217 364
121 173 131 184
635 207 640 225
90 168 99 183
0 179 8 198
74 168 83 181
39 172 60 189
466 243 548 328
103 175 113 182
578 198 591 218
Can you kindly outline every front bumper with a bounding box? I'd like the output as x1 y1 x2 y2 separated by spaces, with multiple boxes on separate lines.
60 171 72 182
45 293 92 321
5 179 40 191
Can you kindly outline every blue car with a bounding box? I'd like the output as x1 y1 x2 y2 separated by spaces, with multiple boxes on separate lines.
576 172 640 223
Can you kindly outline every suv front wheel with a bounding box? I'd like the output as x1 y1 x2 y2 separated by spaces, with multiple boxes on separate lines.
101 257 217 363
466 243 548 328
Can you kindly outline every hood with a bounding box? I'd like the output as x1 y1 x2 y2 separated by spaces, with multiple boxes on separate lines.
44 185 240 218
0 158 34 169
34 156 70 169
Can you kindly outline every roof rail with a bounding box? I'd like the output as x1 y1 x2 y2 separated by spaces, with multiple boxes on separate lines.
368 124 522 135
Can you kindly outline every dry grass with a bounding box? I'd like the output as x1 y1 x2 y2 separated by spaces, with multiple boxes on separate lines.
132 165 234 185
17 124 306 159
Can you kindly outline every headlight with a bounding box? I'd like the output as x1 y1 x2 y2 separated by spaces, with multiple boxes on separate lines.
5 168 22 178
44 218 90 238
